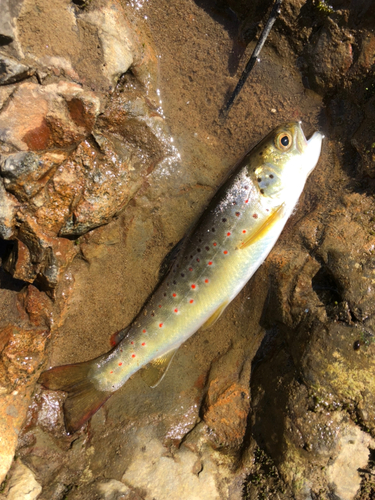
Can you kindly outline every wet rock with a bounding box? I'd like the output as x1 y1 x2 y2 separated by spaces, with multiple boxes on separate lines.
0 150 68 202
301 21 353 94
0 286 51 484
6 461 42 500
202 347 251 451
351 94 375 178
0 52 32 85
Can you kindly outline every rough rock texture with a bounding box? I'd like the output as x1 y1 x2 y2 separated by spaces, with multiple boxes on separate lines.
0 0 375 499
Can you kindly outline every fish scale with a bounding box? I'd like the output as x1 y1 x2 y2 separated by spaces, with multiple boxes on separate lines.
39 121 323 433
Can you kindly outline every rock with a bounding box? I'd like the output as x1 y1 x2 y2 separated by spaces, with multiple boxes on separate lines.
0 180 18 240
0 286 51 485
0 150 68 202
79 3 134 87
0 53 32 85
301 21 353 93
122 427 221 500
0 81 100 152
0 4 15 45
6 461 42 500
325 420 373 500
202 347 251 451
96 480 131 500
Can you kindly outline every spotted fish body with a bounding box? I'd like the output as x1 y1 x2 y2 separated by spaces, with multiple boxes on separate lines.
39 122 323 432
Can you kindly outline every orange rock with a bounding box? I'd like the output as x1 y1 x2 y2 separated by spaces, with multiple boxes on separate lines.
0 81 100 151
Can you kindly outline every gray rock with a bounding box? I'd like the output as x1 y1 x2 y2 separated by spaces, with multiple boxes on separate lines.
0 0 16 44
0 53 32 85
0 178 17 240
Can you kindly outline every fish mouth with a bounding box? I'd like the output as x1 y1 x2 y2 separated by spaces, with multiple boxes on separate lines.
304 130 323 176
295 122 323 176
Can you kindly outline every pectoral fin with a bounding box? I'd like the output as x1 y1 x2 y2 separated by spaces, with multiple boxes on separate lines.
239 203 285 249
140 348 178 388
201 300 229 331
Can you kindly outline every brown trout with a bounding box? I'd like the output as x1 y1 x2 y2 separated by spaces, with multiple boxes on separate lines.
39 122 323 433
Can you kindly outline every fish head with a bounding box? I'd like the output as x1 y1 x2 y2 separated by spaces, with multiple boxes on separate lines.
248 122 323 202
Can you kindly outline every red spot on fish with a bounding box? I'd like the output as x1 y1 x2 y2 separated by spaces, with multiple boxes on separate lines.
224 250 228 255
243 230 246 233
236 212 240 216
189 267 193 272
245 200 249 203
142 342 146 346
205 279 209 283
159 323 163 328
110 371 113 374
174 308 178 313
143 329 146 333
131 341 134 345
173 293 177 297
191 284 196 289
190 299 194 304
119 362 122 366
158 304 162 308
227 232 231 237
196 258 200 262
253 213 258 219
213 242 217 247
208 261 213 265
132 354 136 358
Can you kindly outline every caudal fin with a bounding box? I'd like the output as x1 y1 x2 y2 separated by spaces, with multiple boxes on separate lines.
38 361 112 434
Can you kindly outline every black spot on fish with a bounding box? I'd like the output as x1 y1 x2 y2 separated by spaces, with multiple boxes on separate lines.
353 340 361 351
212 228 215 232
181 273 185 277
197 248 201 252
164 293 167 297
269 174 274 179
222 218 227 222
205 246 209 251
257 177 262 183
173 280 177 285
260 189 264 194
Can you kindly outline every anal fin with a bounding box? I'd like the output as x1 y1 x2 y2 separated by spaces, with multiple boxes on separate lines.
201 300 229 331
239 203 285 249
140 348 178 388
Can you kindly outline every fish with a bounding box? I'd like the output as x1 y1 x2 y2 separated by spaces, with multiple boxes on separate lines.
38 121 323 433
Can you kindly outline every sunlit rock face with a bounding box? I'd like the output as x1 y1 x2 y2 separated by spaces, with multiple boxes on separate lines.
1 0 375 499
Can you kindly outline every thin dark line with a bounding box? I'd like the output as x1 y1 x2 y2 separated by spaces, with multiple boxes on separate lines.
220 0 283 118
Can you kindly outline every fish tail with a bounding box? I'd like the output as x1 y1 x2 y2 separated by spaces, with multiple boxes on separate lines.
38 360 112 434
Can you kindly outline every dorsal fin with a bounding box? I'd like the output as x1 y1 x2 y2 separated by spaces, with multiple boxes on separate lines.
201 300 229 331
140 348 178 388
158 238 186 280
239 203 285 249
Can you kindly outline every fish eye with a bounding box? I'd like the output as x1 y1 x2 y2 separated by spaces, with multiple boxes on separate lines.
276 132 292 151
